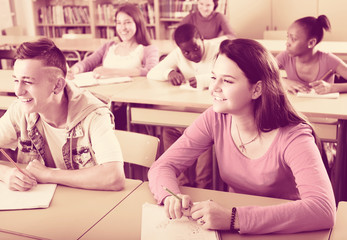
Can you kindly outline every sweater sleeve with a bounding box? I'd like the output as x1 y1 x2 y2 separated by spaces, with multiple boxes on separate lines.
73 41 114 73
148 108 214 204
237 125 336 234
146 48 181 81
140 45 159 76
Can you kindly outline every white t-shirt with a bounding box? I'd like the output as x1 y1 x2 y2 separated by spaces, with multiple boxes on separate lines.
41 114 123 169
103 44 144 70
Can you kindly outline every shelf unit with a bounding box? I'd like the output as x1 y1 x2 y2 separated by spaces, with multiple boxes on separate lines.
32 0 158 39
31 0 226 40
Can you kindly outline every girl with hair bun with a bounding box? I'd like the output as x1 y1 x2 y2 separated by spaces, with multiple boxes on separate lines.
276 15 347 94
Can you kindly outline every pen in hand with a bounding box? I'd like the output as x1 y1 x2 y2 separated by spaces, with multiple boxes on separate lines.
0 149 32 178
321 69 333 81
162 185 193 215
162 185 182 201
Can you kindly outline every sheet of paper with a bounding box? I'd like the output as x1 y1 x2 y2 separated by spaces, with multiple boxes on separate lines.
141 202 220 240
297 90 339 99
0 182 57 210
72 72 132 87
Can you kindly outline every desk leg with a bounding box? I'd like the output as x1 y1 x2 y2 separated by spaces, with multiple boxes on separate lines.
126 103 131 132
333 120 347 203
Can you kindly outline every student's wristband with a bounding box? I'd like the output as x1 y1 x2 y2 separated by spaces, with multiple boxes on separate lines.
230 207 239 233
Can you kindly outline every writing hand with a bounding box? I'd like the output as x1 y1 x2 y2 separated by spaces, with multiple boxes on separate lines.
163 193 192 219
168 70 185 86
4 167 37 191
283 78 311 94
66 66 79 80
309 80 332 94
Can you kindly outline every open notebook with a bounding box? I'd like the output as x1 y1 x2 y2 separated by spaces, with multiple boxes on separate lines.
296 89 339 99
0 182 57 210
72 71 132 87
141 202 220 240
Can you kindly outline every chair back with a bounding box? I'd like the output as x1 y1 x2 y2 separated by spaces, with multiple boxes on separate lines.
114 130 159 168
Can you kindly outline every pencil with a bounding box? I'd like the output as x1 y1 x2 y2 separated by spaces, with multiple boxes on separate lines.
321 69 333 81
0 149 30 177
162 185 182 201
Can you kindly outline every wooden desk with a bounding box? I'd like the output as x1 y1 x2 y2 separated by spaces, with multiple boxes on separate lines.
0 178 143 240
80 182 330 240
0 232 35 240
1 72 346 202
88 78 347 202
329 201 347 240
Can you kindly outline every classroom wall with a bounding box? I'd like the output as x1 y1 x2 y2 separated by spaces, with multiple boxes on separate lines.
227 0 347 41
0 0 13 32
14 0 35 36
8 0 347 40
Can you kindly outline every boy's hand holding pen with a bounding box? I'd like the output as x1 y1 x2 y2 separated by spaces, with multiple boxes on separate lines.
1 149 37 191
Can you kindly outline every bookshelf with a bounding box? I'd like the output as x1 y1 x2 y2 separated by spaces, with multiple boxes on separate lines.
31 0 227 40
32 0 157 39
33 0 92 38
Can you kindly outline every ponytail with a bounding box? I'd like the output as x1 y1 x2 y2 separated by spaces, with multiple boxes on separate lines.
295 15 331 44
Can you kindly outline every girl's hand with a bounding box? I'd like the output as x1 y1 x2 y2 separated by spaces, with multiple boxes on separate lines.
92 67 105 79
190 200 232 230
282 78 311 94
309 80 333 94
163 194 192 219
66 66 79 80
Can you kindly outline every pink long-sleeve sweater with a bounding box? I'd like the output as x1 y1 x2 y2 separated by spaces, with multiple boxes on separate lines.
73 41 159 76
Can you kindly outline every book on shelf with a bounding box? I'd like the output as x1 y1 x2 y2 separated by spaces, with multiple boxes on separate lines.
215 0 227 14
160 0 197 19
97 2 154 26
38 4 90 25
97 3 116 25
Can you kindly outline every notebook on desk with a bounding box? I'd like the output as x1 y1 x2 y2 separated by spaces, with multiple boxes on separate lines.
0 182 57 210
72 71 132 87
296 90 339 99
141 202 220 240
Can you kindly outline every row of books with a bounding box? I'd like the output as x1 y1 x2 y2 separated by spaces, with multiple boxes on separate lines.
96 2 155 25
160 0 197 19
37 5 90 25
96 26 156 39
37 26 90 38
215 0 227 14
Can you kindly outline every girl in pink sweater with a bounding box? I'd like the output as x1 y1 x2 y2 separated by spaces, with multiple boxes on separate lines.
148 38 336 234
68 3 159 79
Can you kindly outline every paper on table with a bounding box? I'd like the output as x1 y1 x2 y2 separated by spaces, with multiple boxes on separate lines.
141 202 220 240
72 71 132 87
297 89 339 99
0 182 57 210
